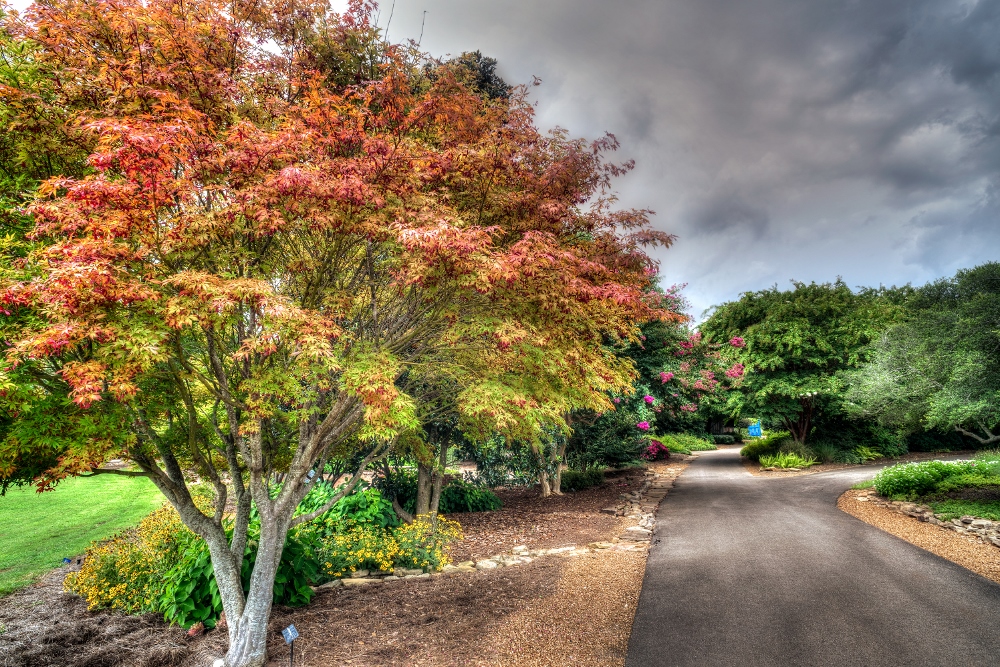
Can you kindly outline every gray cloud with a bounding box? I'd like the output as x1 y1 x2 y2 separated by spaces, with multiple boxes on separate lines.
9 0 1000 315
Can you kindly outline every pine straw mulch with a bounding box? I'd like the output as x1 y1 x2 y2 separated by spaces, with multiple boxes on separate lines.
0 462 686 667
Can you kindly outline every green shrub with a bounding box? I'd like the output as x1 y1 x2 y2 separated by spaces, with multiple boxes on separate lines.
853 445 882 463
905 429 967 453
740 431 792 461
658 433 717 454
439 479 502 513
560 469 605 492
811 442 839 463
712 435 735 445
301 483 400 530
759 452 817 469
872 460 977 498
376 470 502 514
778 440 815 459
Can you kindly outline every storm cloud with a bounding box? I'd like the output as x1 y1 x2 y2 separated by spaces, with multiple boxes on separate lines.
10 0 1000 314
379 0 1000 315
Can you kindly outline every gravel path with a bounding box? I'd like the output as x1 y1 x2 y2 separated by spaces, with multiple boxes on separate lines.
479 550 646 667
627 446 1000 667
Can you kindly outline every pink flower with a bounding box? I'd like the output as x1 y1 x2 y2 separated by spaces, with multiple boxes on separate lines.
672 393 679 397
613 397 621 404
725 363 745 379
679 340 694 349
659 371 674 383
729 336 745 348
636 421 650 431
680 404 698 412
690 332 702 343
644 395 655 404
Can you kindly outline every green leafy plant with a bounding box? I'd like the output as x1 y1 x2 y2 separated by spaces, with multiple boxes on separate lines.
657 433 717 455
438 479 502 513
740 431 792 461
872 460 977 498
712 435 735 445
560 469 605 492
759 452 817 469
853 445 882 463
927 499 1000 521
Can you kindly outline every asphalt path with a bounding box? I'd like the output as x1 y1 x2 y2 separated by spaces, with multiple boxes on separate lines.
626 446 1000 667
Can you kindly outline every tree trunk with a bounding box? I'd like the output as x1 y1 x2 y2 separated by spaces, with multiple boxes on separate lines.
550 439 567 495
416 463 432 516
538 470 551 497
428 443 449 523
222 511 291 667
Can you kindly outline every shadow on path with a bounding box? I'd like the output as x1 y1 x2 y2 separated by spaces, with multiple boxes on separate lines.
626 447 1000 667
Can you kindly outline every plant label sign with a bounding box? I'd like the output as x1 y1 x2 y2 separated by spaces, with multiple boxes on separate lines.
282 625 299 644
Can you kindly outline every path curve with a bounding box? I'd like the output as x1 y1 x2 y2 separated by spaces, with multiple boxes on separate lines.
626 446 1000 666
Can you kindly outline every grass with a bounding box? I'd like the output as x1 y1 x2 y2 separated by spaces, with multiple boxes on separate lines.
928 499 1000 522
0 475 163 596
851 479 876 489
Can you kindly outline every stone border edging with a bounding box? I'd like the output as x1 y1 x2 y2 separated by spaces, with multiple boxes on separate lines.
852 491 1000 549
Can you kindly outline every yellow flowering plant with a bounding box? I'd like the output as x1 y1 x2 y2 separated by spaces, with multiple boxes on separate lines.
64 504 192 612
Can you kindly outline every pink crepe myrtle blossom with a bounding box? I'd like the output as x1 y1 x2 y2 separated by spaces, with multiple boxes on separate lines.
729 336 745 348
680 404 698 412
636 421 650 431
725 363 745 379
612 397 621 404
644 395 655 404
660 371 674 383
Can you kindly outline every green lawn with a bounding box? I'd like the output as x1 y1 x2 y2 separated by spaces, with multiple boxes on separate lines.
0 475 163 596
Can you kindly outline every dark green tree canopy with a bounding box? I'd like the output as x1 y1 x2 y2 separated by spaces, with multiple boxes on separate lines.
702 280 901 442
848 263 1000 446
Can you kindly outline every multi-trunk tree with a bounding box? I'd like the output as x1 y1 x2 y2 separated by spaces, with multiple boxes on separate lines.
0 2 673 665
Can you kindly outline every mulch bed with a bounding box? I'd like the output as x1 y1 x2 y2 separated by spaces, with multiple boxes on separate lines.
0 465 660 667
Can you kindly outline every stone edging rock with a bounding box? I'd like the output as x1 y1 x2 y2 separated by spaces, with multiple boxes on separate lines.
602 464 681 544
853 491 1000 548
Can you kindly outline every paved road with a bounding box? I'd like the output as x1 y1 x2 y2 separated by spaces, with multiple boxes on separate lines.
626 446 1000 667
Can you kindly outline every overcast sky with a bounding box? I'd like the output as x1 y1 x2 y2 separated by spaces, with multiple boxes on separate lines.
9 0 1000 317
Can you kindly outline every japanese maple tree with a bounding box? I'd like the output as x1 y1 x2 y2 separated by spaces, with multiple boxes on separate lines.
0 1 674 665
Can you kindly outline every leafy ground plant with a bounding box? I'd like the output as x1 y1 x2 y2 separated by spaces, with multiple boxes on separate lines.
740 431 793 461
872 460 978 498
759 452 818 469
927 499 1000 521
